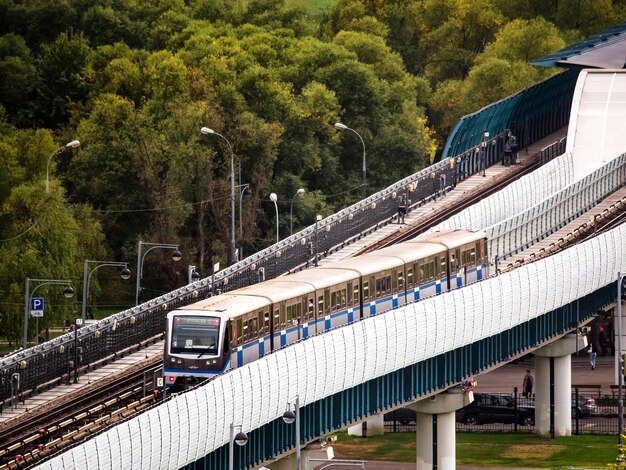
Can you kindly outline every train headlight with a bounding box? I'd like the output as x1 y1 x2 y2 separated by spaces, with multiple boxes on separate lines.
171 358 176 363
177 359 182 364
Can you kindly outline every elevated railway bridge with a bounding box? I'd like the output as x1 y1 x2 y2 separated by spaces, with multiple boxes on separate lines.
1 66 625 470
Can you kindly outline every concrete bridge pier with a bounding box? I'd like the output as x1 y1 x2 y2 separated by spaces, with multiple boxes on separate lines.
534 333 588 437
410 387 473 470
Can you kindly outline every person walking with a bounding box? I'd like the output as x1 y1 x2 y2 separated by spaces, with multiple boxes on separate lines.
588 342 597 370
522 369 534 398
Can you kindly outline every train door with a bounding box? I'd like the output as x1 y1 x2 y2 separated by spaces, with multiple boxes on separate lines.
305 294 316 337
272 304 282 351
396 267 406 308
261 309 271 357
317 290 328 332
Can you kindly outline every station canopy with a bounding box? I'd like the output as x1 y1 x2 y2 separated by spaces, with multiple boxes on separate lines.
530 21 626 69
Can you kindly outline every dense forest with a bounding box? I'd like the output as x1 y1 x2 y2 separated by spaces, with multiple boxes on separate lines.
1 0 624 345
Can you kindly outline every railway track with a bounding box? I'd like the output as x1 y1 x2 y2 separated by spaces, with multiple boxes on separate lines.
358 154 546 254
0 356 162 469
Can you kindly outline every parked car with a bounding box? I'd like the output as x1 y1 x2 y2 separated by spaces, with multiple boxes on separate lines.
572 393 596 417
456 393 535 426
519 393 596 418
384 407 416 425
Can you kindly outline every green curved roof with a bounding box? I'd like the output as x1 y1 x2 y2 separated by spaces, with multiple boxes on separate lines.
442 69 578 159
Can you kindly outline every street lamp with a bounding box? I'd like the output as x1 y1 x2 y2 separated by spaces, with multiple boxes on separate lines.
82 260 131 323
314 214 322 267
290 188 305 236
187 265 200 284
270 192 279 243
228 423 248 470
481 130 489 177
46 140 80 193
135 241 182 305
617 272 625 462
201 127 237 265
23 279 75 349
335 123 366 199
238 184 251 239
282 395 301 470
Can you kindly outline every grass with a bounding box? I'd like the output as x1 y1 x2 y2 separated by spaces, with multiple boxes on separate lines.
331 431 617 468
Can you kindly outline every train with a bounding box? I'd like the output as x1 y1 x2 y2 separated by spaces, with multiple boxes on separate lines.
164 229 488 388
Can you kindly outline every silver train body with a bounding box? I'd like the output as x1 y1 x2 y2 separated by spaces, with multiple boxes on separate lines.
164 230 488 387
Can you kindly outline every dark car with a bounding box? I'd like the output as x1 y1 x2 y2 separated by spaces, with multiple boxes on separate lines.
384 407 416 425
456 393 535 426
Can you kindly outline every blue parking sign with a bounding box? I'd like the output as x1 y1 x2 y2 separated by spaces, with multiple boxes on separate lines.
30 297 44 318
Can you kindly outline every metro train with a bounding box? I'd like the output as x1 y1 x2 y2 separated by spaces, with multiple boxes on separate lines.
164 230 488 388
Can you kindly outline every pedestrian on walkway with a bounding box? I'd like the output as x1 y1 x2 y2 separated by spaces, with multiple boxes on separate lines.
599 327 608 356
587 342 596 370
522 369 534 398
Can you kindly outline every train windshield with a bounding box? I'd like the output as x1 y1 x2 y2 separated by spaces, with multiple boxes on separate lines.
171 315 221 355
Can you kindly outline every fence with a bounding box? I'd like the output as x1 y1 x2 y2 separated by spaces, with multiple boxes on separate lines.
384 386 623 434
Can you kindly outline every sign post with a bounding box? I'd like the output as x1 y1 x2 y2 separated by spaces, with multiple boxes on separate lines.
30 298 44 346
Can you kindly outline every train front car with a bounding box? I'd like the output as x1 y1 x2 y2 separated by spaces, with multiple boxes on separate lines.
163 293 270 389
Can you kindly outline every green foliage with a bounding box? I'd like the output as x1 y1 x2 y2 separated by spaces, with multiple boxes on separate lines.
0 0 623 340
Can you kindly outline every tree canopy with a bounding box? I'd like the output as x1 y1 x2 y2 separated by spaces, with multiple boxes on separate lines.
0 0 623 345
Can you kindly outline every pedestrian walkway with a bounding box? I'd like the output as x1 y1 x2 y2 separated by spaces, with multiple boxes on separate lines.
319 128 567 265
0 342 162 427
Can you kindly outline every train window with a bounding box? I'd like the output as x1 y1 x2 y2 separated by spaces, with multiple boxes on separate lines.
397 271 404 291
324 288 330 314
340 289 347 308
331 291 337 311
242 317 249 341
237 318 243 344
386 275 392 294
273 309 280 332
318 296 324 317
363 280 369 301
170 315 222 354
407 267 413 286
308 299 314 320
295 302 302 325
264 311 270 335
353 284 359 305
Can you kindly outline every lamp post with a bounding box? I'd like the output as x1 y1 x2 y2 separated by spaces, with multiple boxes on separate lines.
23 279 75 349
238 184 251 239
290 188 305 236
270 192 279 242
135 241 182 305
228 423 248 470
618 272 625 461
282 395 301 470
314 214 322 267
335 123 366 199
187 265 200 284
200 127 237 265
46 140 80 193
481 130 489 177
82 260 131 323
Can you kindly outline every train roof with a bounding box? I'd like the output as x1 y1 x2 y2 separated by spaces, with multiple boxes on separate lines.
175 293 270 318
370 241 446 262
276 267 360 288
323 252 406 275
235 279 314 303
412 229 485 248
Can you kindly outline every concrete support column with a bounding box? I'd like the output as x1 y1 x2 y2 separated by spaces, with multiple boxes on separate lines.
261 442 334 470
415 410 456 470
411 388 473 470
534 333 587 437
348 413 384 437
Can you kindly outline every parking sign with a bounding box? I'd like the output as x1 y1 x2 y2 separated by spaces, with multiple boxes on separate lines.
30 298 44 318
